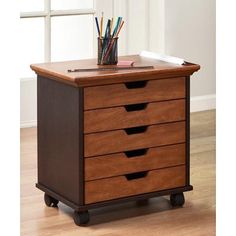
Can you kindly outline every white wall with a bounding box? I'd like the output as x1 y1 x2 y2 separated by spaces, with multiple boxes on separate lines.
20 78 37 128
95 0 164 55
20 0 215 127
165 0 216 110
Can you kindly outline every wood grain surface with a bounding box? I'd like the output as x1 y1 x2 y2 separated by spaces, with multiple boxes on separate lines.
21 110 215 236
30 55 200 87
84 121 186 157
85 144 185 181
84 77 185 110
84 99 185 133
85 165 186 204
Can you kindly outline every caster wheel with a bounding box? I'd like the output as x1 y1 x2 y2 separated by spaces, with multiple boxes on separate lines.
170 193 185 207
73 211 90 226
44 193 59 207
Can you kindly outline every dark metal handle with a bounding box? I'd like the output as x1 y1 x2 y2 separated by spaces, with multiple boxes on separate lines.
124 80 148 89
124 148 148 158
124 126 148 135
124 103 148 112
125 171 148 180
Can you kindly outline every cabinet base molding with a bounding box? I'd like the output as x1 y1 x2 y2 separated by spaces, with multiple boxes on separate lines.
36 183 193 211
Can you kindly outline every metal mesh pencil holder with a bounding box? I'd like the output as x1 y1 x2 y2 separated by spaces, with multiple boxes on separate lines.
97 37 118 65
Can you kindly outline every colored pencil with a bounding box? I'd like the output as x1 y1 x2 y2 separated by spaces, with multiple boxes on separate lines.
104 19 111 39
95 17 100 37
112 17 122 37
100 12 104 39
110 17 114 36
115 20 124 37
104 20 124 61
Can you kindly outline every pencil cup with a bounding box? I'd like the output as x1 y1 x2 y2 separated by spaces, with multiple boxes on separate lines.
97 37 118 65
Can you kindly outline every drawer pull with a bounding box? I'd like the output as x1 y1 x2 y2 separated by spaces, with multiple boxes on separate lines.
124 80 148 89
124 148 148 158
125 171 148 180
124 103 148 112
124 125 148 135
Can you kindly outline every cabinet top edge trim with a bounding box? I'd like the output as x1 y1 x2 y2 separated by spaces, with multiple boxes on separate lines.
31 55 200 87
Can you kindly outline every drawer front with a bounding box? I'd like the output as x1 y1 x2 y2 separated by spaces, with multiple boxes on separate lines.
84 121 185 157
85 144 185 181
85 165 186 204
84 99 185 134
84 77 185 110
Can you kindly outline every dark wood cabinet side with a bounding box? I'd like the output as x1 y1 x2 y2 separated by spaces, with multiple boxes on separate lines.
37 76 84 205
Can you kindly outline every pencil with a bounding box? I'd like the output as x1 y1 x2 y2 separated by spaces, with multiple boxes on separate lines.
104 19 111 39
100 12 104 38
110 17 114 36
95 17 100 37
112 17 121 37
115 20 124 37
104 21 124 61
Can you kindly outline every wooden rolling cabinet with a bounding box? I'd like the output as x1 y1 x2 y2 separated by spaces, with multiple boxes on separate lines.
31 55 200 226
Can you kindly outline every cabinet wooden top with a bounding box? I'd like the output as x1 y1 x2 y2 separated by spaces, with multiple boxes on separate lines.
31 55 200 87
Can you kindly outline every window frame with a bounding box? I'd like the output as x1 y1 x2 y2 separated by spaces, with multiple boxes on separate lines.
20 0 96 64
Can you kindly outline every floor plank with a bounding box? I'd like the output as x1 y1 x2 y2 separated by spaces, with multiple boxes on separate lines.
20 110 216 236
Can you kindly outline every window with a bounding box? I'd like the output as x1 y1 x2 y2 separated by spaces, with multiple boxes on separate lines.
20 0 95 79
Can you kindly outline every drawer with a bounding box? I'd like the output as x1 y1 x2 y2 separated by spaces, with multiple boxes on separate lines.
84 77 185 110
85 165 186 204
85 144 185 181
84 121 185 157
84 99 185 134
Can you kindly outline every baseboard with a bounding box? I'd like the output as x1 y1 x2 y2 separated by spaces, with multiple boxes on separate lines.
20 94 216 128
20 120 37 128
190 94 216 112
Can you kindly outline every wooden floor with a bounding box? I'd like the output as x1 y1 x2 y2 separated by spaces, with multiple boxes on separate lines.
21 110 216 236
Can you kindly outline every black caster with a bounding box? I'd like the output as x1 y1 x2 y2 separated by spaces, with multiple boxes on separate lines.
44 193 59 207
170 193 185 207
73 210 90 226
